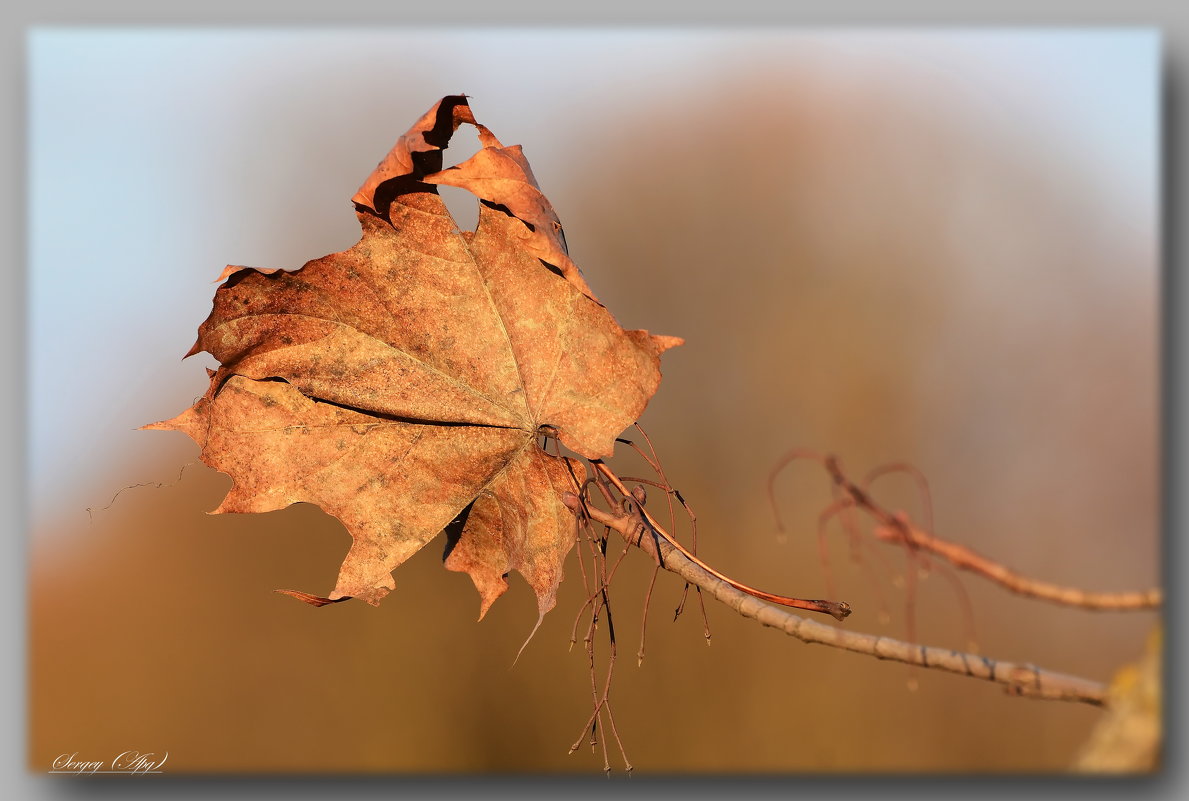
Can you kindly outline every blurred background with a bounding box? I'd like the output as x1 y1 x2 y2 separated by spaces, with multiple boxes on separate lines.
27 29 1158 773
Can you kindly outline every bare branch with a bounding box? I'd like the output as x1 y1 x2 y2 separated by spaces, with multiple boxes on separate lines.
567 493 1109 708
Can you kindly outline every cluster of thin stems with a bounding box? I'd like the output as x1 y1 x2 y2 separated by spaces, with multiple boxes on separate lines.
552 424 711 774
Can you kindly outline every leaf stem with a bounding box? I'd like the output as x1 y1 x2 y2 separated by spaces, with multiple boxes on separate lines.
590 461 851 621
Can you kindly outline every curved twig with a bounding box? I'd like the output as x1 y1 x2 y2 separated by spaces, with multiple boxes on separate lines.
822 456 1162 612
567 494 1108 708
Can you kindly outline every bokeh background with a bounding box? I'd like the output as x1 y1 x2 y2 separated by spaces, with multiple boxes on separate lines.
27 29 1158 773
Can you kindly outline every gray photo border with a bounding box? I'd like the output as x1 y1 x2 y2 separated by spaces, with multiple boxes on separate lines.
3 2 1183 800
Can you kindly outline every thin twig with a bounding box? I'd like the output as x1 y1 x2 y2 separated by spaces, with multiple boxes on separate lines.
823 456 1162 612
86 461 197 523
638 564 659 667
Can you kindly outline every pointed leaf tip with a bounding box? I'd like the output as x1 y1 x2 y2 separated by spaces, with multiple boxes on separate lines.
654 334 684 353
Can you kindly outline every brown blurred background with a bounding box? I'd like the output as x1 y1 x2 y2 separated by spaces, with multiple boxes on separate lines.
28 30 1158 773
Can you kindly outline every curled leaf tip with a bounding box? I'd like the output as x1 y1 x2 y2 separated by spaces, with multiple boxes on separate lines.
275 589 350 607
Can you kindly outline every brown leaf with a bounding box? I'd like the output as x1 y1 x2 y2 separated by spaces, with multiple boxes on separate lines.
146 96 680 618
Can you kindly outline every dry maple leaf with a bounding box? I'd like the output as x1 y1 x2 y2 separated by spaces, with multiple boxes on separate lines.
146 95 681 623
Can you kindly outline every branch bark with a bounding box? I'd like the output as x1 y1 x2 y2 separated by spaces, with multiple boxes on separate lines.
566 492 1109 708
